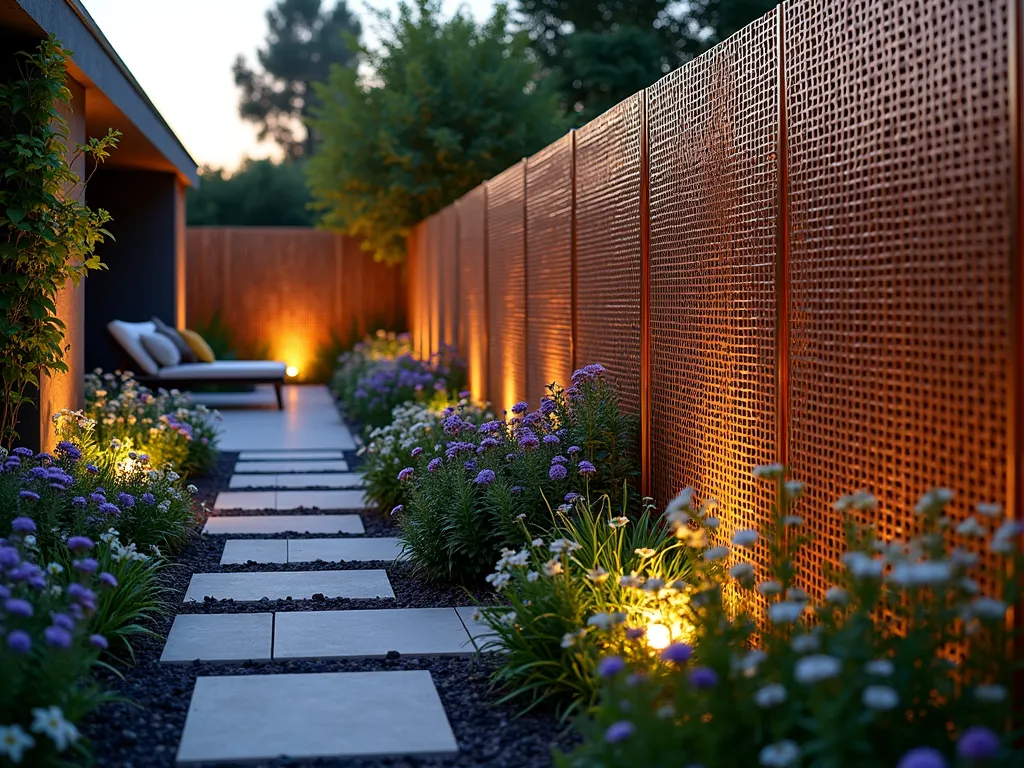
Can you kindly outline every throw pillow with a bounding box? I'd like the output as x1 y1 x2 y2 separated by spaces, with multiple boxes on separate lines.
179 328 216 363
140 332 181 368
151 316 197 362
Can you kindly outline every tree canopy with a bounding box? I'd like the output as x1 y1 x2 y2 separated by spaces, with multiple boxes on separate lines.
187 159 316 227
307 0 565 265
234 0 361 160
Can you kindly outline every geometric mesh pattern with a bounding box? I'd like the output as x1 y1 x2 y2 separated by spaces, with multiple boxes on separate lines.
647 9 779 573
525 135 574 404
406 227 422 358
486 162 528 412
427 214 441 356
439 206 460 349
457 186 489 401
785 0 1012 600
575 95 644 414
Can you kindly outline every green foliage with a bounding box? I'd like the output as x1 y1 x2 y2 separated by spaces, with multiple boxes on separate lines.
476 494 693 715
564 470 1023 767
187 159 317 226
0 36 120 447
307 0 565 264
399 365 639 584
82 370 222 477
234 0 361 160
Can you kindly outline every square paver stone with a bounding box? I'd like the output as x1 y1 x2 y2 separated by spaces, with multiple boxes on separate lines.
273 473 366 489
274 608 472 659
183 570 393 602
176 671 458 763
161 613 272 664
214 491 276 510
203 515 364 535
456 606 499 650
288 538 403 563
228 474 275 489
277 490 368 510
220 539 288 564
234 460 350 474
238 451 344 461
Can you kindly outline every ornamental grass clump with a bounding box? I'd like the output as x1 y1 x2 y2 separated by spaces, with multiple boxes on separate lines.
398 364 638 583
563 466 1022 768
475 494 694 715
84 370 221 476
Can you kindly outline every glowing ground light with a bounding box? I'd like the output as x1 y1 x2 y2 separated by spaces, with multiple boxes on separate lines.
646 623 672 650
286 366 299 378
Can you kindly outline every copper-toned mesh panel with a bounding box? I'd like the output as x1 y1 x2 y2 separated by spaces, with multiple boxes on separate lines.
525 136 574 404
575 95 643 414
648 11 779 574
458 186 489 402
439 206 460 349
785 0 1011 600
486 162 527 412
406 227 422 358
428 214 443 357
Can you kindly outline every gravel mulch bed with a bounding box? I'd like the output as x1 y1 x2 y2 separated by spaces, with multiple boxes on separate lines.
80 429 569 768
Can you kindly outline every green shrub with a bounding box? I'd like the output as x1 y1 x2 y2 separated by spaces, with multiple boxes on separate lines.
563 468 1022 768
475 494 693 715
399 364 638 583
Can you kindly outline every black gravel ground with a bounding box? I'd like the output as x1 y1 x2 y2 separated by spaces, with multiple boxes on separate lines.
81 441 575 767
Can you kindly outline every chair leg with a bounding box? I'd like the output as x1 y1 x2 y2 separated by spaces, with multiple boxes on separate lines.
274 382 284 410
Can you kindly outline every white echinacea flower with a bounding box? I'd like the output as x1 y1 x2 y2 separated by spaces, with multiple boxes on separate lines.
862 685 898 711
30 707 79 751
794 654 841 684
0 724 35 763
731 529 758 548
768 601 806 625
754 683 787 708
759 740 800 767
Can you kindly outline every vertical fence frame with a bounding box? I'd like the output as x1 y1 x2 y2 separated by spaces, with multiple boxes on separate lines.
639 91 652 499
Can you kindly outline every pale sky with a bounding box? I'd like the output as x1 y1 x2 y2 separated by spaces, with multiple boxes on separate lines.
82 0 497 170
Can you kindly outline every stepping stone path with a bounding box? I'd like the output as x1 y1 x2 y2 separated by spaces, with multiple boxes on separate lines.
166 385 467 763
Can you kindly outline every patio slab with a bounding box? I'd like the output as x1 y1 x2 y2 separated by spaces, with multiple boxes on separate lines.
214 491 275 510
176 671 458 763
220 539 289 564
234 460 350 474
456 606 499 649
274 608 472 660
213 387 357 452
238 450 345 461
229 473 365 489
183 570 394 602
203 515 365 535
287 538 404 563
277 490 368 510
161 613 273 664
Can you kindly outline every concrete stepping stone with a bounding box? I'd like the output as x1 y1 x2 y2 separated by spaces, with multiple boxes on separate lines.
176 671 458 763
161 613 272 664
183 570 393 602
220 539 288 564
238 450 344 461
456 606 499 648
229 473 365 490
277 490 368 510
274 608 473 660
288 538 403 563
214 491 275 510
203 515 364 535
234 460 349 474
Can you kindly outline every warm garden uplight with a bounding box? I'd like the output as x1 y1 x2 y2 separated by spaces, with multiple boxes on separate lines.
286 365 299 378
645 622 671 650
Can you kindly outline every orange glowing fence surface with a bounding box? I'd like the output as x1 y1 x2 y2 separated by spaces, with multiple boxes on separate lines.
405 0 1018 595
185 228 405 379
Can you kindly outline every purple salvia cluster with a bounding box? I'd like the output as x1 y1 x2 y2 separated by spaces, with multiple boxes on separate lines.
549 464 568 481
539 398 556 416
397 467 415 482
578 460 597 477
474 469 496 486
571 363 606 382
543 434 560 445
56 441 82 461
117 492 136 509
427 458 443 473
445 442 476 460
478 420 502 434
511 401 529 415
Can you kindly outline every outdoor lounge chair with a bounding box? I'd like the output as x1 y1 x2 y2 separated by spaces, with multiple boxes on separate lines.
107 320 288 409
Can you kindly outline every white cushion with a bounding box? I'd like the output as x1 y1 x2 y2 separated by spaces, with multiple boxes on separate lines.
107 320 160 375
140 332 181 367
155 360 287 381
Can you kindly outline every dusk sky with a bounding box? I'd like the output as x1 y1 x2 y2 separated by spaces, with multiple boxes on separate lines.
82 0 496 170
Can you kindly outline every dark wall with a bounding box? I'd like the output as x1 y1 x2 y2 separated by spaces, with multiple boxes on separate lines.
85 169 180 372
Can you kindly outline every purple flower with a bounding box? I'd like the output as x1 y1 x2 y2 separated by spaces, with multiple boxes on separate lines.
511 401 529 415
90 492 106 504
543 434 560 445
443 416 464 435
478 420 501 434
56 441 82 460
566 386 581 400
29 466 49 479
510 486 524 495
72 496 87 507
463 460 477 471
458 390 471 399
564 493 581 503
661 643 693 663
35 451 54 463
549 464 568 481
474 469 496 486
897 748 948 768
11 517 36 534
567 445 581 455
578 460 597 477
142 493 156 504
519 433 540 449
411 447 423 457
98 572 118 588
86 463 99 474
117 492 136 509
522 412 542 426
12 447 33 458
44 625 73 649
4 598 33 617
89 634 109 650
540 398 556 415
51 613 75 630
18 490 39 502
391 505 404 517
605 721 635 744
397 467 415 482
67 583 97 609
957 727 1000 761
7 630 31 654
74 558 99 575
598 656 626 678
689 667 718 689
427 458 443 473
98 503 121 517
625 627 645 640
551 455 568 465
